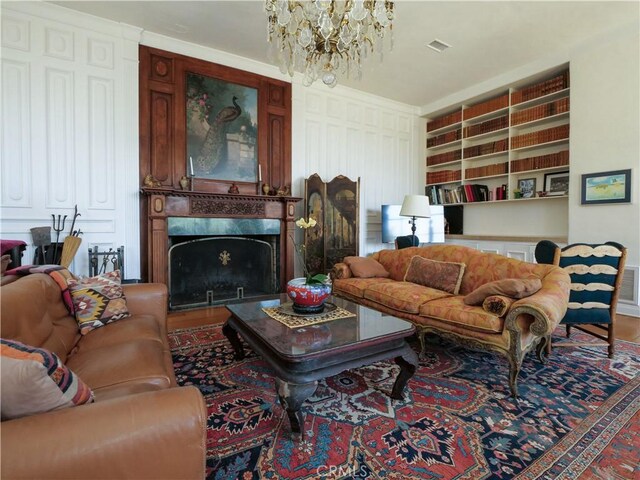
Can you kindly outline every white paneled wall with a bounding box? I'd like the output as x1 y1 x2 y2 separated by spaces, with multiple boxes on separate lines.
0 3 141 278
292 83 423 260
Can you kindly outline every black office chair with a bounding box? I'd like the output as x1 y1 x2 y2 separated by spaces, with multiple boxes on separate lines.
395 235 419 249
535 240 627 357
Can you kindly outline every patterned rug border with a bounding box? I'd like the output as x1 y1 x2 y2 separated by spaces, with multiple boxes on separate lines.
516 376 640 479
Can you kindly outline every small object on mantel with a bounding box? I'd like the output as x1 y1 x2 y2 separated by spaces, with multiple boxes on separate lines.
277 185 290 196
143 174 162 188
268 186 278 196
228 183 239 194
262 183 270 195
179 176 189 190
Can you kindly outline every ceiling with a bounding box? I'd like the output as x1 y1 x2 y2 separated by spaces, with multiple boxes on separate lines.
51 1 638 107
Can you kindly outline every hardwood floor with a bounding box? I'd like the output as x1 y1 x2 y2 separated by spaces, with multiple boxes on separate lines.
168 307 640 344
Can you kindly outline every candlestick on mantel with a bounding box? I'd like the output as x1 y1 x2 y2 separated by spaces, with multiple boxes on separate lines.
258 164 262 182
189 156 194 177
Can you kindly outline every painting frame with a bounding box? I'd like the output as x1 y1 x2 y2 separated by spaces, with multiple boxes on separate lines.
543 170 569 195
185 71 259 183
518 178 536 199
581 169 631 205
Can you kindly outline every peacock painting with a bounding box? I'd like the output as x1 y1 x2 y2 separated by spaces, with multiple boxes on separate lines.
186 73 258 181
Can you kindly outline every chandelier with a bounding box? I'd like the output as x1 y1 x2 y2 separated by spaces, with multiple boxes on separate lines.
265 0 394 88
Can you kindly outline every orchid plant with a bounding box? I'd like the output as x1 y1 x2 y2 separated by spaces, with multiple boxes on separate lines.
291 217 329 285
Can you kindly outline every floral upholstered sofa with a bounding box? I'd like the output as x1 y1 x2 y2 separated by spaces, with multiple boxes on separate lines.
331 245 570 396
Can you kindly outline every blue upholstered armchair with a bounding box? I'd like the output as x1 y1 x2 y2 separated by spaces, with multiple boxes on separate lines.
534 240 627 357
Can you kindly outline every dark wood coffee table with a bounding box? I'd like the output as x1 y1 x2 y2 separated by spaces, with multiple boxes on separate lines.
224 294 418 438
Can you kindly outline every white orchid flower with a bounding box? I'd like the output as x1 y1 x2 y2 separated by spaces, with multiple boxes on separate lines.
295 217 317 229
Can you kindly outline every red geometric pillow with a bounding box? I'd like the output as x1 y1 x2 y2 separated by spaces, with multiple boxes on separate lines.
67 270 130 335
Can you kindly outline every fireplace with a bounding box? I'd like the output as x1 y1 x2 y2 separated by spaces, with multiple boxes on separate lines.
167 217 279 309
140 189 301 307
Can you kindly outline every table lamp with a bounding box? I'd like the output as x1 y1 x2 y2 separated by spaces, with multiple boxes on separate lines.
399 195 431 246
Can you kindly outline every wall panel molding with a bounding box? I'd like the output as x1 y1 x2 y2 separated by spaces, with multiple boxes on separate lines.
1 3 142 278
1 60 31 207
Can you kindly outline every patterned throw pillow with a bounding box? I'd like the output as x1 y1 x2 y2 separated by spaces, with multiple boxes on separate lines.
67 270 130 335
403 256 466 294
1 338 94 420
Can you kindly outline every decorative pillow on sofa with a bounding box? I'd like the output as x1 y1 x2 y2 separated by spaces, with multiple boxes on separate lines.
482 295 515 317
464 278 542 306
67 270 130 335
1 338 94 420
403 256 466 294
344 256 390 278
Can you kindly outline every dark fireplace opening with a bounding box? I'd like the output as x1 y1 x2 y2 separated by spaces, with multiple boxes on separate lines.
166 217 281 310
169 236 279 309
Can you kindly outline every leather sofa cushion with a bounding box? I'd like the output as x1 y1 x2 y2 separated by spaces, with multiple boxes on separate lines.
364 282 452 314
333 278 394 299
73 315 163 353
419 296 504 333
65 339 172 395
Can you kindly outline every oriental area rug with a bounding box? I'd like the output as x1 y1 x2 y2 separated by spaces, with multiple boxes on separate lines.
169 325 639 480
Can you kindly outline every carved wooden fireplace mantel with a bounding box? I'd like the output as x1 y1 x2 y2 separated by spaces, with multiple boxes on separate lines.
141 187 301 288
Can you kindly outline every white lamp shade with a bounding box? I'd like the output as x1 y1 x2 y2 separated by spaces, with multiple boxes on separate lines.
399 195 431 218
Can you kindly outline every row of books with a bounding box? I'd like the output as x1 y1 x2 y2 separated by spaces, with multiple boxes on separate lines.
510 150 569 173
427 184 507 205
464 115 509 138
511 97 570 126
511 124 570 149
463 138 508 159
427 128 462 148
426 169 462 185
427 110 462 132
511 71 569 105
465 162 508 180
463 94 509 120
427 149 462 167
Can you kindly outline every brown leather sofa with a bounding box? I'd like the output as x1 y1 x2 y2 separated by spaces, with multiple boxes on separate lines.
1 273 207 479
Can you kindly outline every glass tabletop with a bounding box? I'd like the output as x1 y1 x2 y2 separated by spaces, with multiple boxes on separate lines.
226 294 415 358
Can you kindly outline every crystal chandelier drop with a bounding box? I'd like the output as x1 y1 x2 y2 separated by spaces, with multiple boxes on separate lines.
265 0 394 88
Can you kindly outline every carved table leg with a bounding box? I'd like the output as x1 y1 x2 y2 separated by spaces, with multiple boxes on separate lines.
391 347 419 400
222 322 245 360
275 378 318 439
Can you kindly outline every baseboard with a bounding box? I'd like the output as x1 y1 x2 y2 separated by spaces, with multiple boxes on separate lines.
618 303 640 318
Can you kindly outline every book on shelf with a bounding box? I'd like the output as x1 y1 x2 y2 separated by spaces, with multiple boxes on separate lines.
511 124 569 149
427 128 462 148
511 71 569 105
427 149 462 166
463 94 509 120
463 138 508 158
465 161 508 180
464 115 508 138
511 97 570 126
510 150 569 173
427 110 462 132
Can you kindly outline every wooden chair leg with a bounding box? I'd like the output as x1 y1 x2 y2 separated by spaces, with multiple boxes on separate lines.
607 323 615 359
565 324 572 338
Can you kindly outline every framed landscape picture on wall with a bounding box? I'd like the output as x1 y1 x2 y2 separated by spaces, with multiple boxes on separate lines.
581 169 631 205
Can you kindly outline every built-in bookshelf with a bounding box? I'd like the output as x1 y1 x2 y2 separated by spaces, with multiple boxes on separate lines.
425 68 570 210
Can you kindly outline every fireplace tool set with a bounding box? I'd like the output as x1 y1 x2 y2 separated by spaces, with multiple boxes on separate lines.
30 205 83 268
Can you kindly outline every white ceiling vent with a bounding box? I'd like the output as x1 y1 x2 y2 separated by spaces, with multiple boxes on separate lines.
427 39 452 53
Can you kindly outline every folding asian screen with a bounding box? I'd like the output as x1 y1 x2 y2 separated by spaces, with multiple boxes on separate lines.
304 174 360 275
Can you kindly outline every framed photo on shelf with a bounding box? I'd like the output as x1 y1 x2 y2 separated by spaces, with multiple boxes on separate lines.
518 178 536 198
581 169 631 205
544 171 569 196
